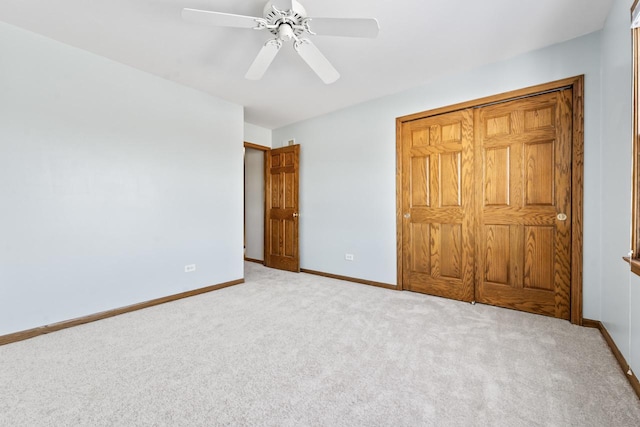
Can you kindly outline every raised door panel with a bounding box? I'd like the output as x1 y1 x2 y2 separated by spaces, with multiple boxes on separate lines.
484 147 510 206
270 172 281 209
484 225 510 285
523 226 555 291
269 219 282 257
411 156 431 207
440 153 461 207
410 223 431 274
440 223 462 279
524 141 555 206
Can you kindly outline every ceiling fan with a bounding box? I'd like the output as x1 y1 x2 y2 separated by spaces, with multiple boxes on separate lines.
182 0 379 84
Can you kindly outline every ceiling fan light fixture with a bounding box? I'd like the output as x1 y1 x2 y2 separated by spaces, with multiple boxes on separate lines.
278 23 295 41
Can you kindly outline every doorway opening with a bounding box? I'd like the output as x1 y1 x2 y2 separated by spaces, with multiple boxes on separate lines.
244 142 269 264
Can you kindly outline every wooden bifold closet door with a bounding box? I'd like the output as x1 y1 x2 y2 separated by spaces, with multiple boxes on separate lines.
399 83 577 321
399 109 475 302
474 90 572 319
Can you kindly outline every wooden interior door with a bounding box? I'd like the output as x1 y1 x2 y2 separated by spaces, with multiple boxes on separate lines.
474 90 572 319
265 145 300 272
400 110 475 301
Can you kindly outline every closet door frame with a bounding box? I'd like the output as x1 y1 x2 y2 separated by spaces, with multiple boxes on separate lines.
396 75 584 325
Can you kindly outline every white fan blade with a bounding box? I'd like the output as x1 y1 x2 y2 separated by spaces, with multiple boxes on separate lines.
307 18 380 38
182 8 262 29
246 39 282 80
271 0 294 11
294 39 340 84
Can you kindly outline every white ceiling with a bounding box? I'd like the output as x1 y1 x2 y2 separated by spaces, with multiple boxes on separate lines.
0 0 614 129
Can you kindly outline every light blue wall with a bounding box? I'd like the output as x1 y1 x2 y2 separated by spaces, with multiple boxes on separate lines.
244 122 272 148
0 22 244 336
274 32 603 303
600 0 638 372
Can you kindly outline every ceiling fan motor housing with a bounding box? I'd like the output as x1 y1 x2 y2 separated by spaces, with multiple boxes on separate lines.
264 0 307 38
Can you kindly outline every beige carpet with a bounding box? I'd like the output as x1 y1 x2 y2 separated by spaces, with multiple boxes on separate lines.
1 262 640 426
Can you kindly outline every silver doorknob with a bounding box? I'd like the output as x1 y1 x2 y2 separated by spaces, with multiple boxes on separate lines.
557 213 567 221
404 213 411 219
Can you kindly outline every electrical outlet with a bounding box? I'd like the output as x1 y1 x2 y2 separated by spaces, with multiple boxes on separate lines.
184 264 196 273
345 254 354 261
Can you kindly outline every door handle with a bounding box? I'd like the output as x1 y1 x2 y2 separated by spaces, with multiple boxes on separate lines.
293 213 299 218
557 213 567 221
